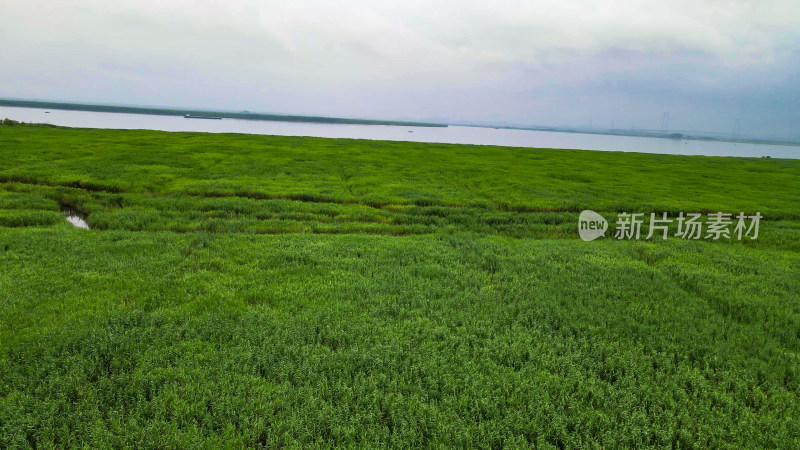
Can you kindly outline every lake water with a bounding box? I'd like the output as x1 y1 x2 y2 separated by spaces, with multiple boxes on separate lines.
2 106 797 159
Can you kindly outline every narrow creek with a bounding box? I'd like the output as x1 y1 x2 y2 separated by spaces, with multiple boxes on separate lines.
61 206 90 229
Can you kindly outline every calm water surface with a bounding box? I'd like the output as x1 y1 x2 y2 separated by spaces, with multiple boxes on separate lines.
2 106 796 159
60 206 89 229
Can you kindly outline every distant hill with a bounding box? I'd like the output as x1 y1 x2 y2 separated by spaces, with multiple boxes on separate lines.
0 99 447 128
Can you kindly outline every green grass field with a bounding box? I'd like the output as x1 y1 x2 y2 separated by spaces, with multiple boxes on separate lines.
1 124 799 447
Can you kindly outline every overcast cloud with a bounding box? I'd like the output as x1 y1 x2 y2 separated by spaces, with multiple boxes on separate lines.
1 0 799 138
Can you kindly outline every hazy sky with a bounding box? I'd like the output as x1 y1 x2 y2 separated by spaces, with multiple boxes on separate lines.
2 0 799 138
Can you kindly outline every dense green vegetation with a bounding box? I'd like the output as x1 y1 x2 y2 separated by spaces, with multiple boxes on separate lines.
1 124 799 447
0 99 447 127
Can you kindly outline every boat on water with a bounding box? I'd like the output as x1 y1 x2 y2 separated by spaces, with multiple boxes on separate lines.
184 114 222 120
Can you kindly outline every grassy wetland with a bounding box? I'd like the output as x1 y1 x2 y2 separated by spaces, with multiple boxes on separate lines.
1 123 799 447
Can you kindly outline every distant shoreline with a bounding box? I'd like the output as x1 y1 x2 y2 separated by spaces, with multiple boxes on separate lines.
466 124 800 147
0 99 447 128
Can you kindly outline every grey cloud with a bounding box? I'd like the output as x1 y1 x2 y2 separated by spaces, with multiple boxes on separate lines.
1 0 798 138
